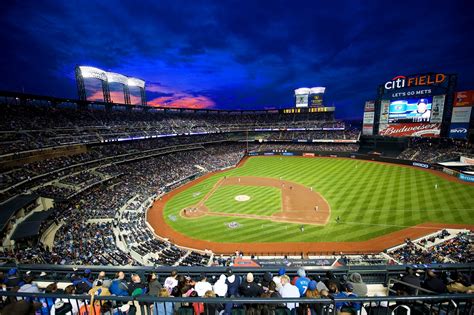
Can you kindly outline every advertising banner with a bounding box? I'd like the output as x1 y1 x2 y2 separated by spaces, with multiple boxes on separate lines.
364 101 375 112
430 94 445 123
379 100 390 123
459 173 474 183
295 94 308 107
363 125 373 135
451 107 472 123
454 90 474 107
449 123 469 139
363 111 375 124
309 93 324 107
379 123 441 137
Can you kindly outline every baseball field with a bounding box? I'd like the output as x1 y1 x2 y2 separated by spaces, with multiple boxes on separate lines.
147 156 474 253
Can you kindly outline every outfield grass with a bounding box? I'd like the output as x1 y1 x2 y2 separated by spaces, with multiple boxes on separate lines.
163 156 474 243
205 185 281 216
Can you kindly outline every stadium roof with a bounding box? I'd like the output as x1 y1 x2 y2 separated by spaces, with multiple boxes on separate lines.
437 161 471 167
10 209 52 241
0 194 38 232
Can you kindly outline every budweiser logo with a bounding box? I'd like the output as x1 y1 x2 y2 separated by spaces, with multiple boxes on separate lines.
380 123 439 135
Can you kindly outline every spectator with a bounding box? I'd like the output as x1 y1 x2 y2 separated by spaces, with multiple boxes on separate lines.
239 273 264 297
5 269 23 289
164 270 178 294
294 268 310 296
334 283 361 315
17 275 39 295
153 288 174 315
423 270 447 294
128 274 147 296
73 270 93 294
148 273 163 296
347 273 367 297
279 275 300 312
195 273 213 297
400 267 421 295
109 271 129 296
212 274 228 297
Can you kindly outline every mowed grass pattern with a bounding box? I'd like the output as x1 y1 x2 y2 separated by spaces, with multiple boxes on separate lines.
162 157 474 243
205 185 281 216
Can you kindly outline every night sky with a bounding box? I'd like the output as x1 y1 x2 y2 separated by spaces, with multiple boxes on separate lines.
0 1 473 119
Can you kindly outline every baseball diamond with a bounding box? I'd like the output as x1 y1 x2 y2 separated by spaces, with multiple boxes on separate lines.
147 156 474 254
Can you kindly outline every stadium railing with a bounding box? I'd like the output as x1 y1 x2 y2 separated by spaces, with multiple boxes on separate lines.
1 263 472 285
1 291 472 315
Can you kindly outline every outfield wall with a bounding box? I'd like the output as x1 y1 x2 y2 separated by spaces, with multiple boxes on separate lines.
247 150 473 183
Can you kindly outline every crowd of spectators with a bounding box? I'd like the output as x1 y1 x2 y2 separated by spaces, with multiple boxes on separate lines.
397 138 473 163
251 143 360 152
5 143 247 266
388 231 473 264
393 266 474 295
261 129 359 141
0 103 346 155
0 267 371 315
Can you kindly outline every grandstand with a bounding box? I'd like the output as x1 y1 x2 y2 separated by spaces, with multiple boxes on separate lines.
0 91 473 314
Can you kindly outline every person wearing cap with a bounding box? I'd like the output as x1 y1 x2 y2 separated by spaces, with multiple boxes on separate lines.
272 267 286 291
294 268 310 296
302 280 320 315
195 273 213 297
347 273 367 297
408 98 431 121
224 268 240 297
334 283 361 314
261 271 273 292
4 268 23 289
279 274 300 311
224 268 241 315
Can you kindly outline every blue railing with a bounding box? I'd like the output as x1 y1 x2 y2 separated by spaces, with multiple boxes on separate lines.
1 291 472 315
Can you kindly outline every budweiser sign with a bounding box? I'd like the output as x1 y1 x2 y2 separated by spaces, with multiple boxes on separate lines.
379 123 441 137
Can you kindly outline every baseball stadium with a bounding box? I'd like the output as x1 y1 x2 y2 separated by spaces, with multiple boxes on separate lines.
1 1 474 314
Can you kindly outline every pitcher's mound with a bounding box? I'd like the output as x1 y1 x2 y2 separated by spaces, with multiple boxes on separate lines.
235 195 251 202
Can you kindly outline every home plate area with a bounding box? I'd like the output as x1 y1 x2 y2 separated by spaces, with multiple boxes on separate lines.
234 195 251 202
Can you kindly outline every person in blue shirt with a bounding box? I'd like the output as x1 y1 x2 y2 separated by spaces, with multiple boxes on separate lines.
294 268 310 296
334 283 361 315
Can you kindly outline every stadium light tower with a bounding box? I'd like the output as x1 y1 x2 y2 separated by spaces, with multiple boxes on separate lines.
75 66 147 105
106 72 131 104
75 66 111 103
127 77 147 106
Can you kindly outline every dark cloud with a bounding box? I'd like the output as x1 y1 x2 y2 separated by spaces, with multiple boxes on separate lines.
0 0 473 118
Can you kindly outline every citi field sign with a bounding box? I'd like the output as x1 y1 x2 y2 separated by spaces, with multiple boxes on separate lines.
384 73 446 90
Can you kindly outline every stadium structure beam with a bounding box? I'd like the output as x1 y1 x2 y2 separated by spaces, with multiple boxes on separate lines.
75 66 87 101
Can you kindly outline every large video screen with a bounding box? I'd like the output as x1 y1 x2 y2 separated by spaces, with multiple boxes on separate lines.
388 97 432 123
